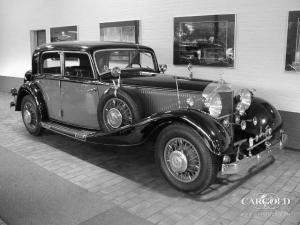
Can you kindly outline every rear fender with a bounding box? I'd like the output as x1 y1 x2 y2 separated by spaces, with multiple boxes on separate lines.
15 82 48 121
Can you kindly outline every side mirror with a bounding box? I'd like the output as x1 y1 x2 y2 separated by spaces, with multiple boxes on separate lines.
159 64 167 74
24 70 33 83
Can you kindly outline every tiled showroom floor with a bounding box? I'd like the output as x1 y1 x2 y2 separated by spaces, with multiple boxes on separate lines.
0 91 299 225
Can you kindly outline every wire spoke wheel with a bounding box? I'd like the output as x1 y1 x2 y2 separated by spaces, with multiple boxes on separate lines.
164 137 201 183
23 101 38 130
156 124 217 192
103 98 133 129
21 95 44 136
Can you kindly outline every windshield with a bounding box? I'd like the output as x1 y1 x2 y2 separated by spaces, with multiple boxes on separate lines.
94 49 157 75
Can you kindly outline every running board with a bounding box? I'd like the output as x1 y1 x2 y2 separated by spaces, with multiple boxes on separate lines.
41 121 97 141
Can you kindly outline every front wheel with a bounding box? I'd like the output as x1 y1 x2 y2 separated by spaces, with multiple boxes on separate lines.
21 95 44 136
155 123 218 193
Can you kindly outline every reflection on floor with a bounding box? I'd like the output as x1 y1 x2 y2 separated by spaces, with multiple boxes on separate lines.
0 92 299 225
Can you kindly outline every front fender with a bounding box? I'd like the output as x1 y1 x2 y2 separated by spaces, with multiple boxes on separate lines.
15 82 48 121
88 109 231 155
151 109 231 155
235 97 283 141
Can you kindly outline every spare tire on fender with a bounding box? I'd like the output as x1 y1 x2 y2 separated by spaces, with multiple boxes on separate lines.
98 88 143 132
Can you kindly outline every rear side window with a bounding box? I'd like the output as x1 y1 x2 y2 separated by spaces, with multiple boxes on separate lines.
64 53 94 79
41 52 61 74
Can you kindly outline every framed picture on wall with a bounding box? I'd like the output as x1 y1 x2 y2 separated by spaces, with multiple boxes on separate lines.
50 26 78 42
100 20 139 44
174 14 235 67
285 11 300 72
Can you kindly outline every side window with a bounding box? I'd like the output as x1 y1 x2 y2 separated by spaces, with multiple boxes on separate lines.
140 52 155 70
64 53 94 79
41 52 61 75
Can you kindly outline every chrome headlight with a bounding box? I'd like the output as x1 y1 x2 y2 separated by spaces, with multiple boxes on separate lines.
204 93 222 118
236 89 252 115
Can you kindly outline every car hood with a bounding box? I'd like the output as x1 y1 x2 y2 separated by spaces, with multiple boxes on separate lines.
120 73 213 92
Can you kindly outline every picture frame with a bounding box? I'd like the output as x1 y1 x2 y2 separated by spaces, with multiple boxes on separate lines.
100 20 139 44
285 11 300 72
173 14 236 67
50 26 78 42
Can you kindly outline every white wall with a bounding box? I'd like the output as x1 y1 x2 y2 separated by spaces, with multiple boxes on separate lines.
0 0 300 112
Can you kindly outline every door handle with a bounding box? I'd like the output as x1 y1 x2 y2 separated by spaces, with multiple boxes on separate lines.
87 88 97 94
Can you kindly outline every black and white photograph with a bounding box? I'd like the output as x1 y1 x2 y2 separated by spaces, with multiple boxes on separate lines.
0 0 299 225
50 25 78 42
174 14 235 67
285 10 300 72
100 20 139 43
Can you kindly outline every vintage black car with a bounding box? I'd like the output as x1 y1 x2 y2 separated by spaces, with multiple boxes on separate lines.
11 41 287 193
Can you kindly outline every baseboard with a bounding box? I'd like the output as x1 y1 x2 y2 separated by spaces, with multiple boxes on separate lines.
0 75 23 93
0 75 299 150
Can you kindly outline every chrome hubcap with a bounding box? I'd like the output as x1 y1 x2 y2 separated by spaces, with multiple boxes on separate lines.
23 110 32 125
164 137 201 183
107 108 122 128
169 151 188 173
23 102 37 129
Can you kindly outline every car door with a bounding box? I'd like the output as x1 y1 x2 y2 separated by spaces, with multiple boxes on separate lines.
60 52 100 130
38 51 62 121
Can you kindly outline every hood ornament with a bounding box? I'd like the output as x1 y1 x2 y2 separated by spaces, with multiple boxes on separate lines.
187 55 194 79
218 72 225 86
187 63 193 79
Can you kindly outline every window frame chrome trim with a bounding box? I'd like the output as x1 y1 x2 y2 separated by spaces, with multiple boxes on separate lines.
92 48 159 79
40 50 63 76
61 50 97 80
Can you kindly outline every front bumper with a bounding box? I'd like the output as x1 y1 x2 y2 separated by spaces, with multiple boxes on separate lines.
221 132 288 175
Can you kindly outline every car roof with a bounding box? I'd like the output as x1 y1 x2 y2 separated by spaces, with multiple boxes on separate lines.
35 41 154 54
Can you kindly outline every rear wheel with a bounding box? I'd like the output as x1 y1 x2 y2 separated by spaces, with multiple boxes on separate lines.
155 123 217 193
21 95 44 136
